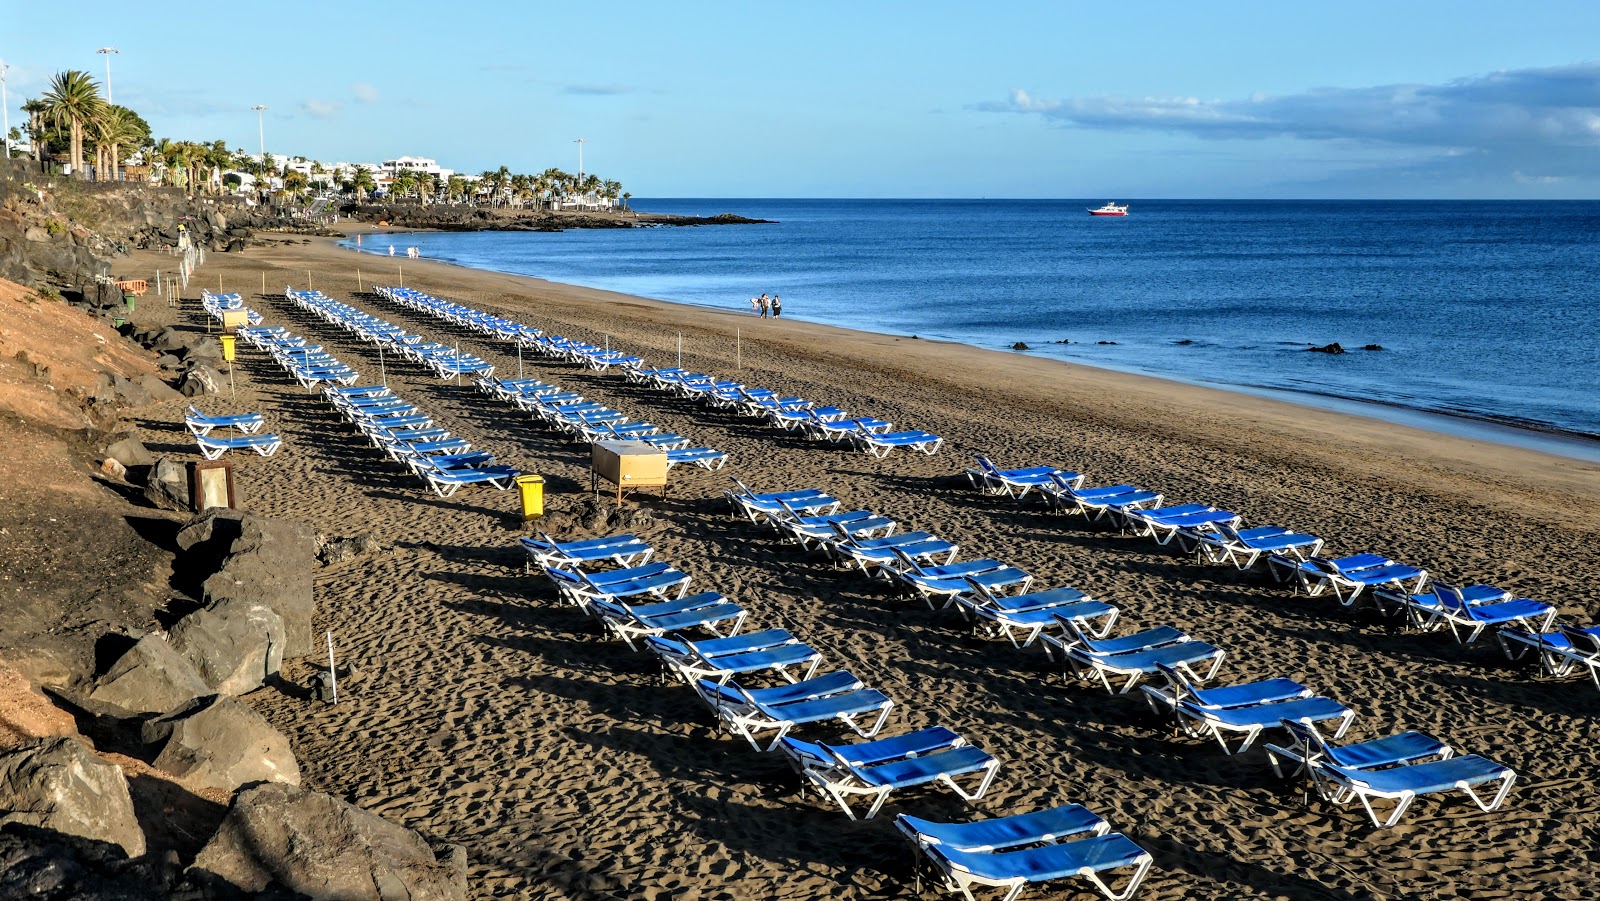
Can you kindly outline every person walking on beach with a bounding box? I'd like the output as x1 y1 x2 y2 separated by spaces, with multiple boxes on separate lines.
759 293 771 318
751 296 760 314
772 295 782 318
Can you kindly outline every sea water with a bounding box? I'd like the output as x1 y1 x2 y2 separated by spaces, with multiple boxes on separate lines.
343 199 1600 454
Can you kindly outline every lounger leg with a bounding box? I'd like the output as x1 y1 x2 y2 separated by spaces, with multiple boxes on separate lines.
1459 772 1517 813
1084 854 1155 901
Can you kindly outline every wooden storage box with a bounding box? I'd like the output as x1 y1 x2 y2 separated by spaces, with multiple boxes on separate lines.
591 440 668 488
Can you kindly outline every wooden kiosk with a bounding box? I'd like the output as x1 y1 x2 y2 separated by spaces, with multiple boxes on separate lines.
590 440 668 504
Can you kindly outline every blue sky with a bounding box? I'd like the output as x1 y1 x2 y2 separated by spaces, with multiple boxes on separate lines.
6 1 1600 198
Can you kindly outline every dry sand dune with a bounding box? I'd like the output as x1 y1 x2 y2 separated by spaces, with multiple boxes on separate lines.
120 230 1600 900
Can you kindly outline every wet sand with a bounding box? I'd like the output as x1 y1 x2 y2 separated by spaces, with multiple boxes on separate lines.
123 226 1600 899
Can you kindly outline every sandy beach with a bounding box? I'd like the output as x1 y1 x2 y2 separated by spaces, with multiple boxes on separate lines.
117 225 1600 900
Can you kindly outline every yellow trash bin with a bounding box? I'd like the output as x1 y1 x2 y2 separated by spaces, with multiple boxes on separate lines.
515 474 545 519
219 334 237 362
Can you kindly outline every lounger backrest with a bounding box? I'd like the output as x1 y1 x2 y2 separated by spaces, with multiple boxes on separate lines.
1153 662 1197 701
1559 624 1600 655
1279 718 1334 762
975 456 1001 476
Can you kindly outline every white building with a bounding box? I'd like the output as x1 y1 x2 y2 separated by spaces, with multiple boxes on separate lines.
380 156 453 179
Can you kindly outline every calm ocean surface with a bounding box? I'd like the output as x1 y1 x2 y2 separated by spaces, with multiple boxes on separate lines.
343 199 1600 457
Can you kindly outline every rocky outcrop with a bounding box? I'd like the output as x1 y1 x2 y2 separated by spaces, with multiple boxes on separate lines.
346 201 771 233
0 738 146 858
1308 342 1346 354
141 696 299 793
177 365 222 397
104 437 153 469
169 598 285 696
87 633 210 717
201 515 317 657
190 782 467 899
144 456 191 512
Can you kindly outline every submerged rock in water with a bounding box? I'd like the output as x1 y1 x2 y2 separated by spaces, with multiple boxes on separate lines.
1308 342 1346 354
1174 339 1195 345
1011 342 1030 350
1363 344 1384 351
1097 340 1117 345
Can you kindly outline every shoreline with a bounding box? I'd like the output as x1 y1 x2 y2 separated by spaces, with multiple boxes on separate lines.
338 225 1600 464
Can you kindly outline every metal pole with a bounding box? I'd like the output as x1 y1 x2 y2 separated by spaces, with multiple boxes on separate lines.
326 631 338 704
379 343 386 386
261 271 266 295
736 327 741 369
252 105 267 159
517 342 523 379
0 61 10 159
398 264 403 286
677 332 682 368
97 48 119 104
308 269 312 291
357 268 362 291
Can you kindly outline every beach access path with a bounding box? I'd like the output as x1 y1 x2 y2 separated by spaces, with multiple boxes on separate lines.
120 225 1600 899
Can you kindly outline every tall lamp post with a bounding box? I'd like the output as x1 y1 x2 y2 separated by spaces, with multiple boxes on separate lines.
574 137 586 182
0 61 10 160
251 104 268 158
97 47 119 103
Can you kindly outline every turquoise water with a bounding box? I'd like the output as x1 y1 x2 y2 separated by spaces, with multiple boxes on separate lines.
342 199 1600 455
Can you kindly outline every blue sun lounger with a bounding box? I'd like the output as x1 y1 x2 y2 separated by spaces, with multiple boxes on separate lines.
545 561 691 609
965 456 1083 501
1275 720 1516 828
952 584 1119 649
1389 582 1555 643
1189 524 1324 571
587 591 747 650
1151 662 1354 755
647 629 823 685
851 428 944 458
184 406 266 436
195 432 283 460
666 447 728 471
1044 475 1164 521
780 726 1000 820
421 463 519 498
520 533 654 573
1048 621 1225 694
725 479 841 524
892 553 1031 609
833 531 959 577
1120 504 1241 547
770 506 897 553
1497 622 1600 686
1264 719 1454 780
896 806 1154 901
1274 553 1429 605
694 671 895 752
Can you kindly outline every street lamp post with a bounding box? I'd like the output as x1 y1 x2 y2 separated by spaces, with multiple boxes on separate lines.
0 61 10 160
97 47 120 104
575 137 586 182
251 104 267 158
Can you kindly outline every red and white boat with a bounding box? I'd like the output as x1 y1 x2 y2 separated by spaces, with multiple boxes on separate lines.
1088 202 1129 216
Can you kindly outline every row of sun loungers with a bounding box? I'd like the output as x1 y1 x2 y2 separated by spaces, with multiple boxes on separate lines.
517 528 1155 899
475 375 728 471
287 289 495 382
966 457 1586 688
234 324 519 498
352 287 729 471
368 285 944 459
199 290 263 327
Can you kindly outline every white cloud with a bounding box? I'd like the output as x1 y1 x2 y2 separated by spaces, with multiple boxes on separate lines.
973 62 1600 183
301 99 341 119
353 83 380 104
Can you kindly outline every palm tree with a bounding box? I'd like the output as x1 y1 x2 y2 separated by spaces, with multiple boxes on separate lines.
87 105 142 181
352 166 376 201
446 174 468 203
621 191 632 211
391 169 418 200
22 99 49 163
42 70 103 176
